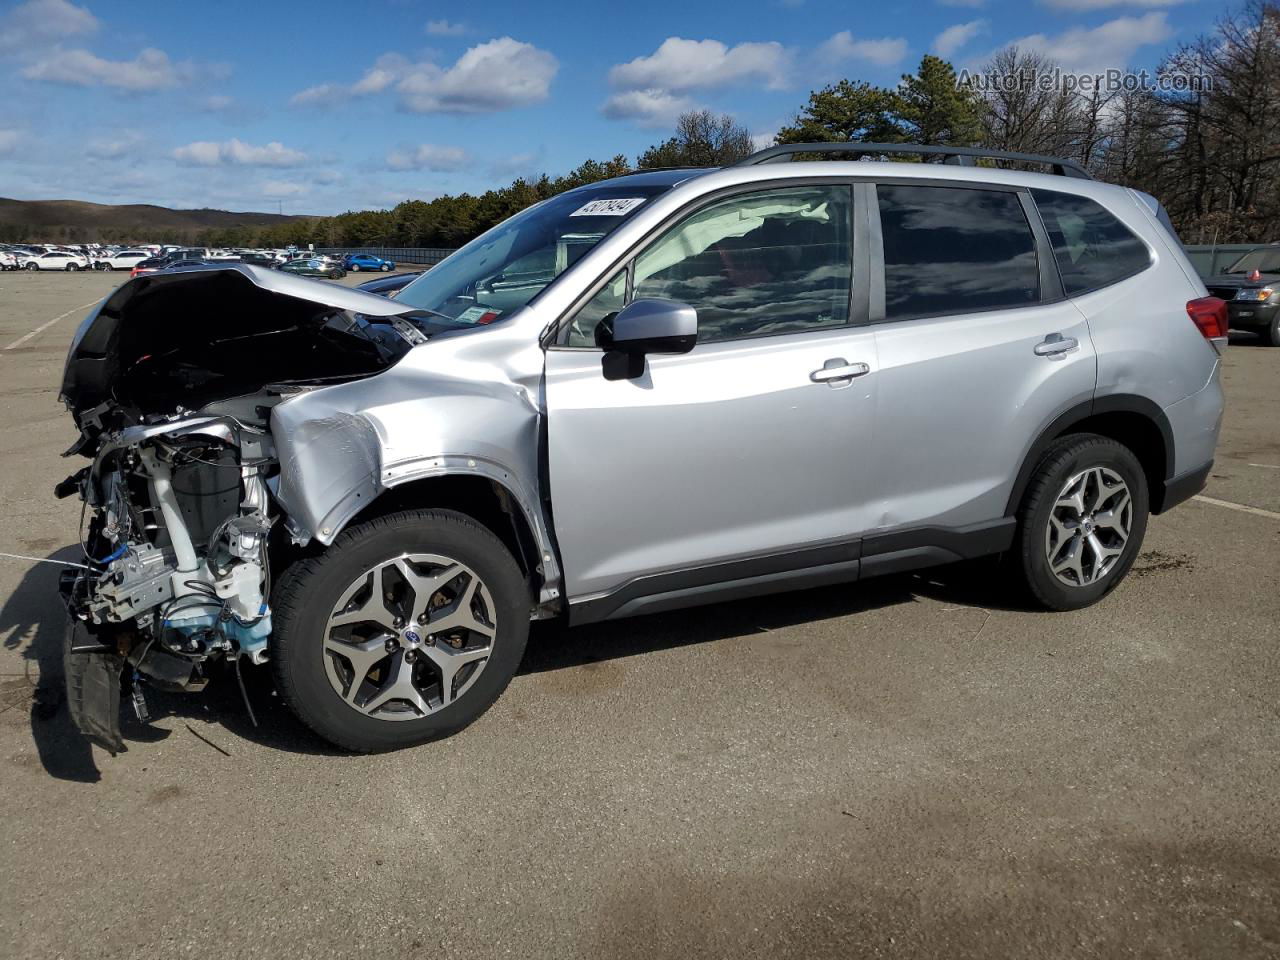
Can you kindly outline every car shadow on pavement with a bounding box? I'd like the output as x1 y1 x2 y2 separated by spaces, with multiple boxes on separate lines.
2 547 1030 775
520 558 1034 676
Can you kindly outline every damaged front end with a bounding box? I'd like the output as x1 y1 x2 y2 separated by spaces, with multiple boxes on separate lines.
56 265 422 749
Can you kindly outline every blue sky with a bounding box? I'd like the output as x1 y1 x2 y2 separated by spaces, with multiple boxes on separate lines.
0 0 1221 215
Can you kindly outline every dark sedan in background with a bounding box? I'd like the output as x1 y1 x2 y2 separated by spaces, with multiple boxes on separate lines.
355 271 421 297
1203 245 1280 346
279 257 346 279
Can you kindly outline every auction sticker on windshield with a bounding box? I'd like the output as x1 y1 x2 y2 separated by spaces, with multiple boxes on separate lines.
570 198 646 217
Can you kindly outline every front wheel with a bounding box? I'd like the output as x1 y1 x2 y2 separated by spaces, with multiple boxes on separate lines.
24 262 38 271
1013 434 1148 611
350 263 361 271
381 263 392 271
1264 315 1280 347
271 509 530 752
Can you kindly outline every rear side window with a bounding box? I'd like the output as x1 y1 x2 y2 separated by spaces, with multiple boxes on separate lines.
877 185 1040 321
1032 189 1151 295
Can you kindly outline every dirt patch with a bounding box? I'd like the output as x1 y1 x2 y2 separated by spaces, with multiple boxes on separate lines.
1131 551 1196 578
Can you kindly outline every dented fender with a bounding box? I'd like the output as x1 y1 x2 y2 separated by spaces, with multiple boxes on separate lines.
269 313 562 603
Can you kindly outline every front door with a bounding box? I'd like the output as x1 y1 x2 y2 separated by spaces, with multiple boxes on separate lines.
543 183 880 606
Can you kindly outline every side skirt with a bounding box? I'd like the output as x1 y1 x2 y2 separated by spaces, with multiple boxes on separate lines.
567 518 1016 626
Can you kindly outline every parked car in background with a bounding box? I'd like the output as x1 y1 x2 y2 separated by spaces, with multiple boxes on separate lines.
342 253 395 272
130 257 171 278
236 252 280 269
355 271 422 297
20 250 90 271
0 249 18 270
155 259 214 273
1203 244 1280 345
93 250 151 271
280 257 346 279
1183 243 1266 279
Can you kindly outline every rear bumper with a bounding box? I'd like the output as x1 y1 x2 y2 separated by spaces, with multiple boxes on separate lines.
1155 460 1211 514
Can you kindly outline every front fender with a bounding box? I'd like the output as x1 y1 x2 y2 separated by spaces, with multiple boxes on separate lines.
269 328 562 600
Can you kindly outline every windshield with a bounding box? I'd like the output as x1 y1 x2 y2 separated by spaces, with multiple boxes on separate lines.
1226 248 1280 275
394 183 670 327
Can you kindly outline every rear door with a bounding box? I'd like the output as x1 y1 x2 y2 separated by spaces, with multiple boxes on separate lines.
544 182 879 604
864 181 1096 543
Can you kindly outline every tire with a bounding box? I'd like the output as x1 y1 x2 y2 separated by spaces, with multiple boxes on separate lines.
1264 315 1280 347
381 263 391 272
65 263 78 271
350 263 361 271
25 262 37 271
328 270 340 279
271 509 530 752
1012 433 1149 611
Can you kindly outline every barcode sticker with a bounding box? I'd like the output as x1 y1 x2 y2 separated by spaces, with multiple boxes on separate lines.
569 198 646 217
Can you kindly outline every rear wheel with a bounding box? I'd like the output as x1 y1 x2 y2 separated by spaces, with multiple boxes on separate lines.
66 263 79 271
381 263 392 271
351 263 361 271
1013 434 1148 611
271 509 530 752
25 262 37 271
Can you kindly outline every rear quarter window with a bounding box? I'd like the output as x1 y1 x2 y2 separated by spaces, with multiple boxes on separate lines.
1032 189 1152 295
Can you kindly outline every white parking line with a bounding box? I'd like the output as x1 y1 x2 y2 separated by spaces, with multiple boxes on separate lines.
4 298 100 351
1248 463 1280 470
1192 494 1280 521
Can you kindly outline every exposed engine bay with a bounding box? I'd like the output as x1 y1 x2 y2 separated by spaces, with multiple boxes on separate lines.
57 265 426 750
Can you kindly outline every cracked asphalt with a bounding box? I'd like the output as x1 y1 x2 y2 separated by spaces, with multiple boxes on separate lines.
1 269 1277 959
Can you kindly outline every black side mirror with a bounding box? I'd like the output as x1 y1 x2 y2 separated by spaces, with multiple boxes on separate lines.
598 299 697 380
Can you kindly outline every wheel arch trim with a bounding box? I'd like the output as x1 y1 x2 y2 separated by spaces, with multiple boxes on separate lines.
1005 394 1175 517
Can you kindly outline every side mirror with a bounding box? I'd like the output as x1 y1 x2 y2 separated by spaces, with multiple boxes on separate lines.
599 298 697 353
597 299 698 381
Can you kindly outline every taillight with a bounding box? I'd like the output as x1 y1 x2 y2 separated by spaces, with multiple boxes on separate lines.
1187 296 1228 351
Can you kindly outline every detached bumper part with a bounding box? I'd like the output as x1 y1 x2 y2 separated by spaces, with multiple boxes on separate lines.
62 619 124 754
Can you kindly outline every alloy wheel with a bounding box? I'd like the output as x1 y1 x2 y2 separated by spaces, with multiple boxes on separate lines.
1044 466 1133 587
322 553 497 720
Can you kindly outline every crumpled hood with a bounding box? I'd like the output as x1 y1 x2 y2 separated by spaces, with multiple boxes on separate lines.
60 263 421 418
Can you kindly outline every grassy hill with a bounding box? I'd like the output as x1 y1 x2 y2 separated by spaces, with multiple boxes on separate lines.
0 197 313 244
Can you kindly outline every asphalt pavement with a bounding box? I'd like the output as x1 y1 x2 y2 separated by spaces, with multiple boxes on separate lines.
1 268 1277 959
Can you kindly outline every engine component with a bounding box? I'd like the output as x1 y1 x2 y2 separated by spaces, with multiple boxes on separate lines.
90 544 176 624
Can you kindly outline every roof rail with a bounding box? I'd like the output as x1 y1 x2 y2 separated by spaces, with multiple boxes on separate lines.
737 142 1093 180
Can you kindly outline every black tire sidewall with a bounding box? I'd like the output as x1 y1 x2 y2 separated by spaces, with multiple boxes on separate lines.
1019 436 1149 610
273 511 530 751
1266 315 1280 347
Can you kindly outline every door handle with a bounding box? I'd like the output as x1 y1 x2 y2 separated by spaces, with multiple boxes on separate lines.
1034 333 1079 358
810 358 871 384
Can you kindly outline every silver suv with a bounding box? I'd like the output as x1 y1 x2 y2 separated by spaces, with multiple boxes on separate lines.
58 144 1226 752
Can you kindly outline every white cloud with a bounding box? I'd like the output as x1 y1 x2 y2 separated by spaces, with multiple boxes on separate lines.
0 129 26 155
610 38 790 94
1041 0 1185 8
397 38 558 112
751 132 776 151
601 89 699 127
290 38 558 114
425 18 467 35
201 94 234 111
818 31 909 67
933 20 988 57
22 47 189 91
86 130 145 159
1001 12 1174 72
289 83 341 106
0 0 97 54
385 144 471 171
260 179 308 197
172 138 307 168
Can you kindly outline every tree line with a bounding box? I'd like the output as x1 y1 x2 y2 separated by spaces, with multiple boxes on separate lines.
48 0 1280 249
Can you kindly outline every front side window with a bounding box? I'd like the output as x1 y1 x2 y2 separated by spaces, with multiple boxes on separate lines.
630 185 853 343
1032 189 1151 294
878 184 1040 321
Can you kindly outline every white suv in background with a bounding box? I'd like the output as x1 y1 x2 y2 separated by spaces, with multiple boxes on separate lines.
21 250 91 271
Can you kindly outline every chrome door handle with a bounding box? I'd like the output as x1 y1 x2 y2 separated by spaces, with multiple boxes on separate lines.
1034 333 1079 357
810 359 871 384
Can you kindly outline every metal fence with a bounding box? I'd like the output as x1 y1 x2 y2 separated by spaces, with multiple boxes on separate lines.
315 247 457 267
